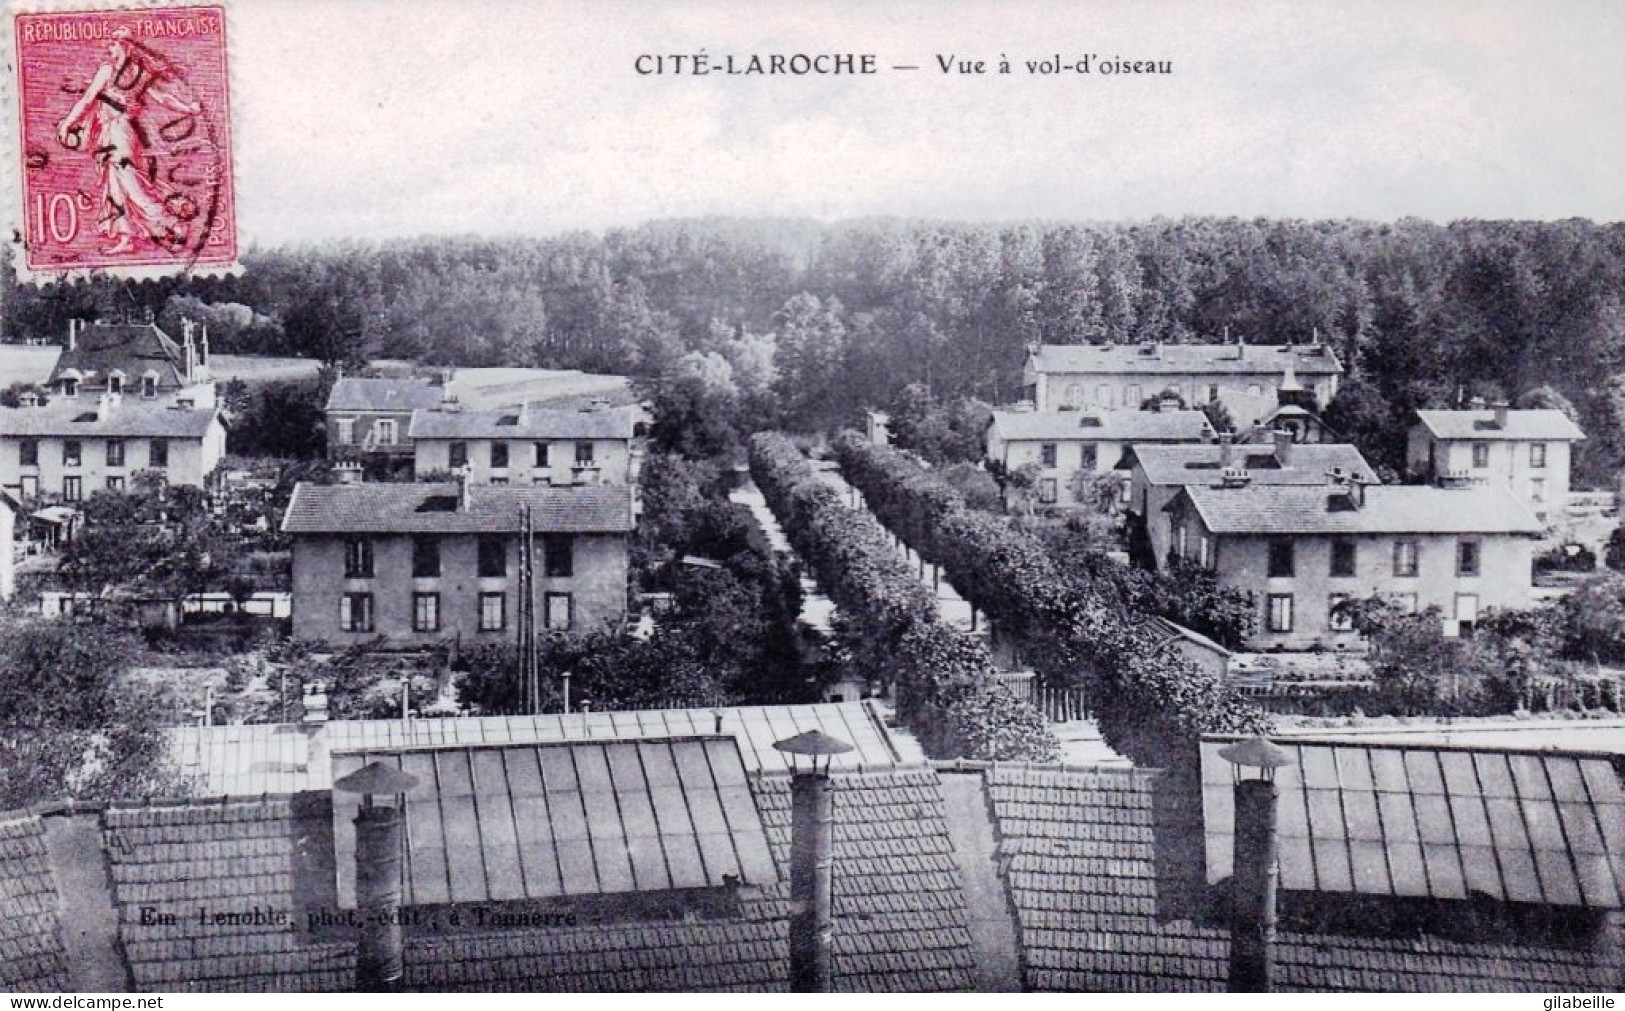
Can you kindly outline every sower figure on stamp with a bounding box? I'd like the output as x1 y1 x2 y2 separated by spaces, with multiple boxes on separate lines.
56 27 203 256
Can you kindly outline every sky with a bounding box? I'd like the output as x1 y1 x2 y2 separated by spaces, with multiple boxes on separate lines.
44 0 1625 243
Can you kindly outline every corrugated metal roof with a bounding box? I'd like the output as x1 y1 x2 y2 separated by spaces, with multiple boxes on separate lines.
1029 342 1344 376
989 408 1213 443
408 405 637 440
330 737 777 907
0 401 219 437
280 482 634 534
167 702 909 797
1130 442 1377 486
1200 738 1625 908
1416 409 1586 442
1175 482 1543 535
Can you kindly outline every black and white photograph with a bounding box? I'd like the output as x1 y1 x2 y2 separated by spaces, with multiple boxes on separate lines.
0 0 1622 996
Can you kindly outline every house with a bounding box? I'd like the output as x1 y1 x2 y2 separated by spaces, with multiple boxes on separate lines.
280 475 635 646
1021 340 1343 428
0 488 17 601
1407 406 1585 520
1127 434 1379 566
323 376 447 474
0 393 227 503
986 407 1213 509
47 318 216 407
409 401 640 486
4 702 1621 993
1163 475 1543 649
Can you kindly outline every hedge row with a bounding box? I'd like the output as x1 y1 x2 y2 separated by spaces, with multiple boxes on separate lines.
747 432 1057 761
833 431 1268 767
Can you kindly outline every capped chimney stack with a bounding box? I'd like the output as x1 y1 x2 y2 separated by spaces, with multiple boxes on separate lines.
1218 737 1294 993
1218 432 1235 469
1271 429 1294 468
1492 403 1510 430
774 730 854 993
334 461 363 485
334 762 419 992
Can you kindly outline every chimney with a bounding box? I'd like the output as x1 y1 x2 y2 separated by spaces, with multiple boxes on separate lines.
334 762 419 992
1468 394 1487 411
65 319 79 351
335 461 363 485
95 391 119 420
1271 429 1294 468
1492 403 1510 430
181 318 197 382
456 466 473 511
774 730 853 993
1218 737 1293 993
1218 432 1234 469
199 324 210 366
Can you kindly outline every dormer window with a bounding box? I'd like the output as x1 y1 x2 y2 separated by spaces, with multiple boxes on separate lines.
141 374 158 398
60 378 78 397
107 374 123 394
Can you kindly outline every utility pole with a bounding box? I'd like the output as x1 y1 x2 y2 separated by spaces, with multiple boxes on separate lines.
516 505 540 713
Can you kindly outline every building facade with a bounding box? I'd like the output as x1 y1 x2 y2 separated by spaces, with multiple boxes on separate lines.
0 394 227 503
1127 435 1379 565
281 478 634 646
323 376 447 473
1407 407 1584 521
985 407 1213 509
409 403 639 486
1164 478 1542 649
1022 340 1343 429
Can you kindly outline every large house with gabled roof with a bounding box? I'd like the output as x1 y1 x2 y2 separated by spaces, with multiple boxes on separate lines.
409 401 639 486
280 475 635 645
47 319 215 407
1407 406 1585 521
985 407 1213 510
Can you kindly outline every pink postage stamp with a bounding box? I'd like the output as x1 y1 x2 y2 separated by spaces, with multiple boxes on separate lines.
11 4 237 280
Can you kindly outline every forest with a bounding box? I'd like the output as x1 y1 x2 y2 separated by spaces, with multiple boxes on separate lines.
5 215 1624 482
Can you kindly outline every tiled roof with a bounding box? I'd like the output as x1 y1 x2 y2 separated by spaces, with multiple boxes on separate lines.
0 401 220 438
167 702 910 797
0 814 69 992
989 409 1213 443
1028 342 1344 376
1173 483 1543 535
1200 739 1625 908
1130 443 1377 486
324 378 444 414
49 324 188 389
408 405 637 441
280 482 634 534
1415 409 1586 442
989 764 1625 992
329 738 778 908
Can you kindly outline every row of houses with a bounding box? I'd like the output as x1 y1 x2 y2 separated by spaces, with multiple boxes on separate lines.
998 340 1589 652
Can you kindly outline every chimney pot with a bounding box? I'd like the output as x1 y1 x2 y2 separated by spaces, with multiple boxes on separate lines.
1493 403 1509 430
1271 429 1294 467
456 466 473 511
1218 432 1234 469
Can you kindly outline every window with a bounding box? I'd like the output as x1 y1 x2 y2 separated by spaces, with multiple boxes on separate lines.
20 476 37 500
1040 443 1058 468
105 439 124 467
544 592 573 631
63 440 81 467
62 476 82 502
478 536 506 577
105 476 124 492
1267 538 1295 578
1038 477 1058 505
1267 594 1294 633
60 378 78 397
149 439 169 468
1247 383 1263 396
1530 442 1547 469
449 442 468 468
1455 593 1480 633
412 592 440 632
1328 593 1354 632
544 534 574 577
336 418 354 445
1530 477 1547 503
1207 384 1220 403
479 592 506 631
1080 444 1098 470
1330 539 1356 578
534 442 549 467
412 536 440 577
344 538 374 578
491 442 509 469
1457 539 1481 577
575 442 595 465
108 374 123 395
1096 384 1113 407
141 375 157 398
341 593 375 632
374 419 397 446
1393 539 1419 578
1126 384 1142 405
1389 592 1419 615
19 439 37 467
490 477 509 486
1196 534 1213 570
532 474 552 486
1472 443 1490 468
